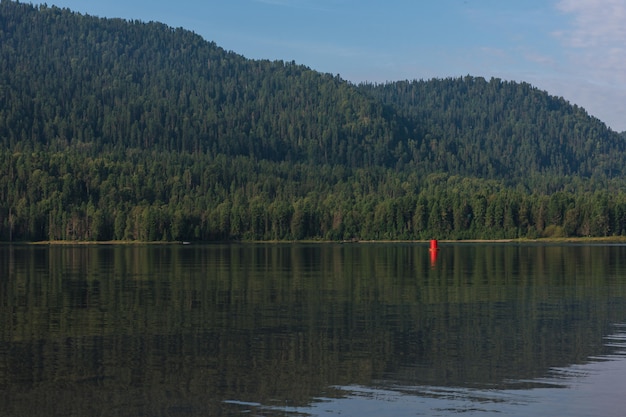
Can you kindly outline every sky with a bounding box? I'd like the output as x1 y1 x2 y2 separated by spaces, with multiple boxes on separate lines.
35 0 626 132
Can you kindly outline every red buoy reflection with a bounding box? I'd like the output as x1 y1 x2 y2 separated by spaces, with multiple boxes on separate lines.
429 239 439 267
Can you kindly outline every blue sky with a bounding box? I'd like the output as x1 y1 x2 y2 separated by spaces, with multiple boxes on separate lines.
37 0 626 131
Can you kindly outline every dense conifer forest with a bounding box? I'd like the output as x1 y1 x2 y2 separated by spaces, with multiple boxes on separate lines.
2 1 626 242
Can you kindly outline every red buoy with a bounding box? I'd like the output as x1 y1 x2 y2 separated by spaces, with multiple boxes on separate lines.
429 239 438 251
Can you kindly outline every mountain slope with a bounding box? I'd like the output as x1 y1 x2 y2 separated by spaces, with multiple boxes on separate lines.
361 77 626 179
2 1 625 180
0 1 402 167
3 1 626 242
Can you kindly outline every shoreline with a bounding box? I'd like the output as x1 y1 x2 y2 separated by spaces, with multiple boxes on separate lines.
4 236 626 245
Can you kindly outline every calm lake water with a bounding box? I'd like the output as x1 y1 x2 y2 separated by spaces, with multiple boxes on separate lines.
2 243 626 416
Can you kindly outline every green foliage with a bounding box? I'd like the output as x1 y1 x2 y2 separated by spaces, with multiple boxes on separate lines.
2 1 626 242
360 76 626 179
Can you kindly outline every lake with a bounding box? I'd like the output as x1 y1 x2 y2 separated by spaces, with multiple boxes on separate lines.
2 242 626 416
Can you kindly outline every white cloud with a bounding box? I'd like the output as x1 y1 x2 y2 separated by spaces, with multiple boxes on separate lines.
523 51 557 67
556 0 626 47
253 0 303 6
252 0 336 12
553 0 626 130
555 0 626 81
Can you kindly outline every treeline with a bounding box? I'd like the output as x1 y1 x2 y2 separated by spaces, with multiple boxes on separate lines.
3 149 626 241
2 1 626 242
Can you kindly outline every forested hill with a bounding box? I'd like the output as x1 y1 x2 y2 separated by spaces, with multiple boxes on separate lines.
362 79 626 179
2 1 624 178
3 1 626 242
0 1 401 167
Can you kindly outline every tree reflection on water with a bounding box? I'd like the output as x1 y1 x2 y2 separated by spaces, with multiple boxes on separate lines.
1 243 626 416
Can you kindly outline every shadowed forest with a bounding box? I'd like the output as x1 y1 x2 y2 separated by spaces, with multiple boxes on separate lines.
2 1 626 242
